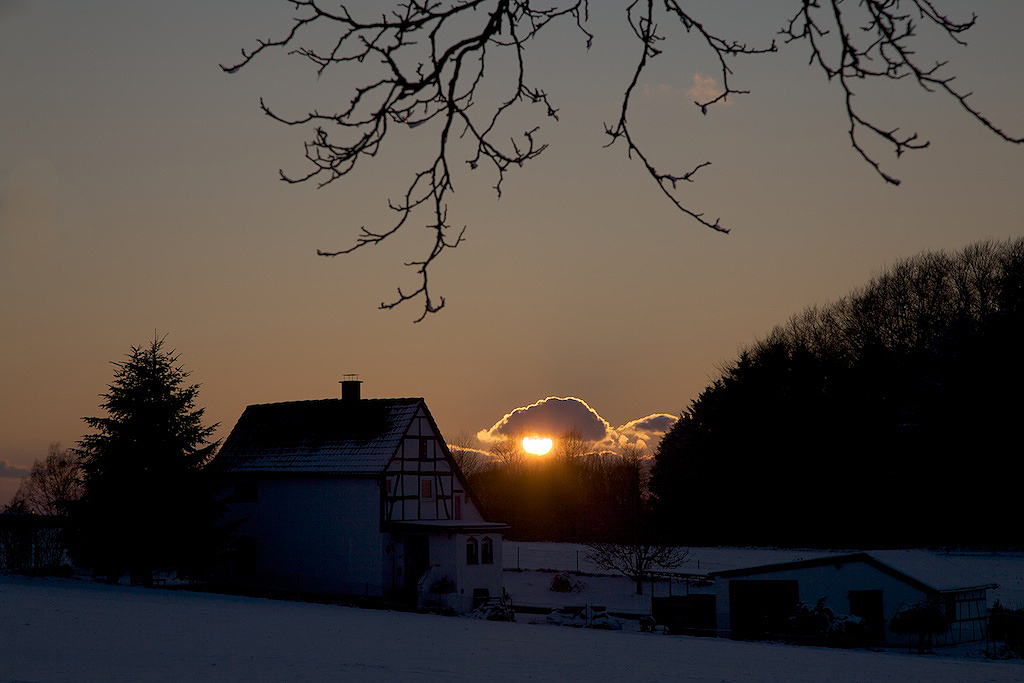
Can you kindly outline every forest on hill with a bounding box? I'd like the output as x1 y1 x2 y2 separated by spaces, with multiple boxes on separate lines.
463 240 1024 547
651 239 1024 548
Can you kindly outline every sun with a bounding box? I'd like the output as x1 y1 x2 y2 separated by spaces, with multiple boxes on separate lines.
522 436 553 456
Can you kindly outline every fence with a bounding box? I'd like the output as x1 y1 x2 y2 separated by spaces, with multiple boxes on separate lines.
0 514 69 570
504 543 602 573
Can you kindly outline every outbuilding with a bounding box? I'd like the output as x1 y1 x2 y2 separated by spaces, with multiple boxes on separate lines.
707 551 996 646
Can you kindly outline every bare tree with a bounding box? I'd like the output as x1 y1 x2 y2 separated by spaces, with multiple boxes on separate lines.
10 443 83 517
446 431 492 478
551 427 593 464
224 1 1021 320
489 434 526 469
586 541 689 595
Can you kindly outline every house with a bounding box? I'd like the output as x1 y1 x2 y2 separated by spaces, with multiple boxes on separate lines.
217 379 507 612
703 551 996 646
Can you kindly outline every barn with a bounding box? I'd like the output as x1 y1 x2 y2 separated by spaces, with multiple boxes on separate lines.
217 379 507 612
706 551 996 646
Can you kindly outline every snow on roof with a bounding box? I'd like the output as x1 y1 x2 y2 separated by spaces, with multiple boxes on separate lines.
867 550 999 593
389 520 510 532
709 551 998 594
217 398 423 475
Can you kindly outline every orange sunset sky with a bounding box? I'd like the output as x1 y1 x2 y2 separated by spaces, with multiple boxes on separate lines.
2 1 1022 502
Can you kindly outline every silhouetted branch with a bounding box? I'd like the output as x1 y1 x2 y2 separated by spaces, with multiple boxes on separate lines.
225 0 592 320
782 0 1022 186
225 0 1021 320
602 0 776 235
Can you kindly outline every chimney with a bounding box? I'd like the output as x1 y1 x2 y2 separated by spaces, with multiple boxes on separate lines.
340 374 362 402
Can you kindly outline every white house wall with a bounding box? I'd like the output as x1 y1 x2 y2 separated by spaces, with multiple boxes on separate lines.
416 532 504 612
234 477 385 595
457 532 503 608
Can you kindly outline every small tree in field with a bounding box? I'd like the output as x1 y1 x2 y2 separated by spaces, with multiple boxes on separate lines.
11 443 83 517
586 542 689 595
74 336 220 581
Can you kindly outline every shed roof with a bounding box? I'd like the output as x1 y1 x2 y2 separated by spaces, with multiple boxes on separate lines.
217 398 423 475
709 551 997 594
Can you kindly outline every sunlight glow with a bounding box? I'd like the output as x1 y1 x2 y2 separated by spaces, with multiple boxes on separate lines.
522 436 553 456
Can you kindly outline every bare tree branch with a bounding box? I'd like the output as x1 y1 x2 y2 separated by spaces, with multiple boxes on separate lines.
224 1 1021 320
781 0 1022 186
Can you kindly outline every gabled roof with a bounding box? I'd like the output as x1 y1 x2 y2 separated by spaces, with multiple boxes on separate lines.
217 398 423 475
708 551 997 595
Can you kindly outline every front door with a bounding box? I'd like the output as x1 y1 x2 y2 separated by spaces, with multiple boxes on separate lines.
404 535 430 601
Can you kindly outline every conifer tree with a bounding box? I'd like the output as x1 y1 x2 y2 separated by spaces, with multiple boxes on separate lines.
74 336 219 581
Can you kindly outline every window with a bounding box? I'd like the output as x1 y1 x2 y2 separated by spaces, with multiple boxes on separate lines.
385 478 392 496
420 479 433 499
480 537 494 564
453 493 462 520
466 537 479 565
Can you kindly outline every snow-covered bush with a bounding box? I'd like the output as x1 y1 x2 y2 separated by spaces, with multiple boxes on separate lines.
783 598 869 646
469 597 515 622
546 605 623 630
548 572 584 593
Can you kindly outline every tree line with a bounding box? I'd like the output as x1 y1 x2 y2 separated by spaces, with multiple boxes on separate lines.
454 433 652 543
651 239 1024 548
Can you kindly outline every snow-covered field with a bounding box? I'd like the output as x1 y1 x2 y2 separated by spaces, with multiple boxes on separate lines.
1 545 1021 682
1 573 1023 683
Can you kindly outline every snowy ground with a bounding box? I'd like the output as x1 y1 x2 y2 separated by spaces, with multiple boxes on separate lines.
1 545 1021 682
2 573 1023 683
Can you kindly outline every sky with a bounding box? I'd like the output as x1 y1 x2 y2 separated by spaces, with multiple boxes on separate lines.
2 1 1022 502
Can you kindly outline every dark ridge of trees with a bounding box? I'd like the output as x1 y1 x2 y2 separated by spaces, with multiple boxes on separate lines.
466 433 651 542
651 239 1024 549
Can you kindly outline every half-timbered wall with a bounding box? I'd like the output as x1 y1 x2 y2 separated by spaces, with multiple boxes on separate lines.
383 405 487 524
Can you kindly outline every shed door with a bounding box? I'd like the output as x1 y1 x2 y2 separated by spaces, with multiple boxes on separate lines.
849 590 885 641
729 580 799 640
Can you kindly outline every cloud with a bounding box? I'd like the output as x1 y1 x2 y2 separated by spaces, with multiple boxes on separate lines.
611 413 678 451
477 396 612 443
0 460 30 478
641 75 731 110
687 73 730 106
642 83 678 98
476 397 678 455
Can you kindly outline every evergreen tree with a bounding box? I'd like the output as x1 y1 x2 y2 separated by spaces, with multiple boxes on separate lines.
73 336 220 581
